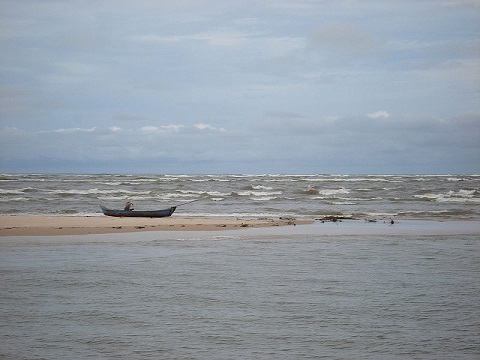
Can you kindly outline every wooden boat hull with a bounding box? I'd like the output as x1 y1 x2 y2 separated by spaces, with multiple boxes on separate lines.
100 205 176 218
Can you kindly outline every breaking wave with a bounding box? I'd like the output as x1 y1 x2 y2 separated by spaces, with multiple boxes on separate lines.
0 174 478 220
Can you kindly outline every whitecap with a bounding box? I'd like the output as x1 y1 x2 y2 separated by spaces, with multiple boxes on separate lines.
252 185 274 190
318 188 350 196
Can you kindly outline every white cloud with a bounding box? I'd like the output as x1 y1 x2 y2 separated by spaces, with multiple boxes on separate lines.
162 124 186 132
53 127 97 133
1 110 479 173
368 111 390 119
194 123 226 132
140 125 185 133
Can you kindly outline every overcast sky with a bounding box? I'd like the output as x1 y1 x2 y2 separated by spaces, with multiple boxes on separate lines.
1 0 479 174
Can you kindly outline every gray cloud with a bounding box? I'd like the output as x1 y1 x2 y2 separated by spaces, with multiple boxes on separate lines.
0 0 478 174
308 24 377 55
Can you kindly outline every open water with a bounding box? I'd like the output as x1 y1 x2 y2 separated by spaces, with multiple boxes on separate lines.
1 174 479 220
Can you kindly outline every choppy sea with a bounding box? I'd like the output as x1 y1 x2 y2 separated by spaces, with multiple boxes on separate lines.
1 173 480 220
1 174 479 359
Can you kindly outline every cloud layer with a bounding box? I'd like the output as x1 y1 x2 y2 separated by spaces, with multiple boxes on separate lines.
0 0 479 173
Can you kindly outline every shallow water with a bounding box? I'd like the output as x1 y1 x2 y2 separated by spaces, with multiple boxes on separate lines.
1 225 479 359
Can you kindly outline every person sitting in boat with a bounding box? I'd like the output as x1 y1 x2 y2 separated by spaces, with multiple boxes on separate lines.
124 201 134 211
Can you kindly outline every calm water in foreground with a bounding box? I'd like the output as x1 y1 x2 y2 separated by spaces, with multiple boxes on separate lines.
1 223 479 359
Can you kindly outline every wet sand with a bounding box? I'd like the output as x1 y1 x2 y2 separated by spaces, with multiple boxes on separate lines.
0 215 307 236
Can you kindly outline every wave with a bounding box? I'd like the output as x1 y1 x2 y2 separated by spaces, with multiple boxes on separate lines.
0 189 25 194
414 189 480 203
327 201 358 205
242 184 275 191
56 209 80 215
318 188 350 196
236 190 282 197
1 174 479 220
55 188 153 196
299 187 355 196
313 196 382 202
177 190 231 197
397 209 475 217
178 211 286 218
251 196 279 201
298 177 403 183
2 187 41 194
0 196 29 202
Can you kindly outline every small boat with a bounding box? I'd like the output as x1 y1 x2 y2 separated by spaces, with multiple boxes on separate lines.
100 205 176 218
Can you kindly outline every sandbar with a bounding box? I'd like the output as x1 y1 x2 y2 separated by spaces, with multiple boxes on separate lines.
0 215 307 237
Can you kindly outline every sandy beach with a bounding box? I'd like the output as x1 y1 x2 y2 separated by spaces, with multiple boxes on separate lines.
1 215 479 238
0 215 308 236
